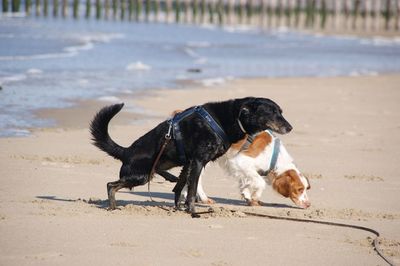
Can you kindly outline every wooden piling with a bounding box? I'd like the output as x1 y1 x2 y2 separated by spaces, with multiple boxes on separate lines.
319 0 327 29
95 0 101 19
128 0 133 19
238 0 244 24
294 0 301 27
182 0 186 23
207 0 214 24
384 0 391 30
2 0 9 12
246 0 252 24
43 0 48 16
121 0 126 20
134 0 141 21
73 0 78 18
266 0 272 28
112 0 117 19
192 0 198 23
23 0 30 13
104 0 109 19
363 0 370 31
396 0 400 30
35 0 40 16
216 0 223 24
12 0 20 12
154 0 160 21
165 0 172 22
200 0 205 23
144 0 150 21
275 0 282 28
305 0 316 28
352 0 360 29
225 0 232 25
285 0 293 28
53 0 58 16
85 0 91 18
25 0 32 14
174 0 180 22
61 0 66 17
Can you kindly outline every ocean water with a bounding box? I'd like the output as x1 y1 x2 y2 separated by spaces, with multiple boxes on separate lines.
1 15 400 137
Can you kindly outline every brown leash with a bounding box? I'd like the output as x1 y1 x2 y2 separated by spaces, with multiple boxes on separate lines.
147 122 172 202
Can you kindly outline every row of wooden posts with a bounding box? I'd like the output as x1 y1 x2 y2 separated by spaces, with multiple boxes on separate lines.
2 0 400 31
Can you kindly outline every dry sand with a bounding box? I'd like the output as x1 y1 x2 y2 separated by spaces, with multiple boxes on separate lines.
1 75 400 265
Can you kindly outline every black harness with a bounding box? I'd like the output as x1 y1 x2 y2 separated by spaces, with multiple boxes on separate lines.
169 106 230 164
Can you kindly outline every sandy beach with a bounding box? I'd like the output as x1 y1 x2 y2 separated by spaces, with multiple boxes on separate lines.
1 74 400 265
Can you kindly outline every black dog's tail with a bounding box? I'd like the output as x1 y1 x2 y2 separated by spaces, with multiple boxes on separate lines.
90 103 126 161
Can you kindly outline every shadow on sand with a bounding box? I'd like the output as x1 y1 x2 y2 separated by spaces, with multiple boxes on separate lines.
36 192 298 210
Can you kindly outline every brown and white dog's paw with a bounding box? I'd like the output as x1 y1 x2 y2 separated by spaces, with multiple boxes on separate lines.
198 197 215 204
204 198 216 204
246 199 263 206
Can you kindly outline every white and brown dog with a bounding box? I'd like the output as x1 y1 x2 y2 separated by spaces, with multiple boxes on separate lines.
183 130 311 209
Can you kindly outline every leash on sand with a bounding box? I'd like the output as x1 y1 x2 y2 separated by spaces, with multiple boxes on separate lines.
232 209 395 266
241 211 395 266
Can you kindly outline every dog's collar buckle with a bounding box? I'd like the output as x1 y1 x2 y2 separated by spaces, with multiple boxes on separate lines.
165 121 173 140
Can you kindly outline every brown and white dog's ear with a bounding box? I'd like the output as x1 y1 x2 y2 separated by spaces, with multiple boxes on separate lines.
272 171 292 198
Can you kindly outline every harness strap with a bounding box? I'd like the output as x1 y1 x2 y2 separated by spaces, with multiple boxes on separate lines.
173 122 186 164
195 106 230 148
170 107 198 164
171 106 230 164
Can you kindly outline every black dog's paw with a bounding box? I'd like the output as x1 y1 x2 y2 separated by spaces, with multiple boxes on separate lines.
175 202 186 211
191 213 201 218
107 205 120 211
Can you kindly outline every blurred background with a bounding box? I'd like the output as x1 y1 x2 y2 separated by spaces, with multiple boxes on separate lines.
1 0 400 136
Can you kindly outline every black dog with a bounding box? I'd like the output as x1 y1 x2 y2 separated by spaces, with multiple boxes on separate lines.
90 97 292 214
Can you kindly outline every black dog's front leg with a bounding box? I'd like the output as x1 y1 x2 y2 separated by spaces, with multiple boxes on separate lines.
185 159 203 217
172 164 190 209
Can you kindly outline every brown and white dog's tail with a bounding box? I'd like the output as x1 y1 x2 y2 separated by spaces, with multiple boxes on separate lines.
90 103 127 161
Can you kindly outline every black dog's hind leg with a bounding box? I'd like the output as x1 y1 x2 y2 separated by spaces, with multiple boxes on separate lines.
107 175 148 210
157 170 179 182
107 180 125 210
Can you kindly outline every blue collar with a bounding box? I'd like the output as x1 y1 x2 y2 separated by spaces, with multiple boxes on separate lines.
267 133 281 175
170 106 230 164
249 130 280 176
